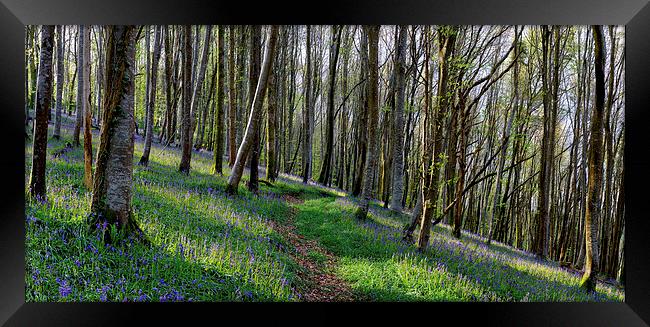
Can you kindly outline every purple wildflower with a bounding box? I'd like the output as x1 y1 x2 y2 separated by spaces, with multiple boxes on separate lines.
57 279 72 298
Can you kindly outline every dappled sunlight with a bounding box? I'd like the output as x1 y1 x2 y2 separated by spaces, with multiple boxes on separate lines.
284 178 623 301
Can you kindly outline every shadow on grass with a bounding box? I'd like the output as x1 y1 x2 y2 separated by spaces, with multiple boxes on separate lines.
26 131 298 302
291 195 622 302
25 209 290 302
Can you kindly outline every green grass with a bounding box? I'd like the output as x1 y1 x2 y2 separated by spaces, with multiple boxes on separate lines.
290 196 624 302
26 127 298 302
25 121 624 302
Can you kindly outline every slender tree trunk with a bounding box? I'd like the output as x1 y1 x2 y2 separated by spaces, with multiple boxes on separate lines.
534 25 552 259
163 26 174 145
143 27 151 139
228 25 237 166
139 26 162 166
580 25 605 292
53 25 65 140
82 25 93 189
213 26 226 175
416 26 456 251
178 25 194 174
247 26 262 192
317 25 342 186
95 27 104 128
354 25 380 221
352 28 369 197
389 25 407 212
29 25 55 199
265 46 278 182
488 28 520 243
302 25 313 184
226 26 278 195
73 25 85 147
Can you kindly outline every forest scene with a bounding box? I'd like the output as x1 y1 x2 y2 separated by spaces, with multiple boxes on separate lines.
25 25 625 302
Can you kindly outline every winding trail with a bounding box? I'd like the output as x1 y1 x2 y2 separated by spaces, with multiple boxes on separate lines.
269 193 359 302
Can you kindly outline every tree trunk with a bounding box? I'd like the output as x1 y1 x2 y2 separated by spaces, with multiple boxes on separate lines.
139 26 162 166
143 27 151 141
265 44 278 182
302 25 313 184
95 27 104 127
228 25 237 166
178 25 194 174
53 25 65 140
90 26 143 242
352 28 369 197
82 25 93 189
317 25 342 186
247 26 262 192
534 25 552 259
226 26 278 195
28 25 55 199
416 26 456 251
488 27 520 243
580 25 605 292
354 25 380 221
213 26 226 175
73 25 85 147
389 25 407 212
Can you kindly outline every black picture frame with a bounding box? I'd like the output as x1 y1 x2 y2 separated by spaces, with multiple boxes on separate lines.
1 0 649 325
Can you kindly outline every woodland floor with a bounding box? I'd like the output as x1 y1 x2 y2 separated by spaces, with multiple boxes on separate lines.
24 116 625 302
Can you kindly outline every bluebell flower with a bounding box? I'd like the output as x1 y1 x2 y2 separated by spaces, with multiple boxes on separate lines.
58 279 72 298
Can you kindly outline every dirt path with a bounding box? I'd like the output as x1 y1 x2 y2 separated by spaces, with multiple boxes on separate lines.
270 194 359 302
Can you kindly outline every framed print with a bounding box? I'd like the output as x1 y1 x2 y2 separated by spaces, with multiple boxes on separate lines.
1 0 649 325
